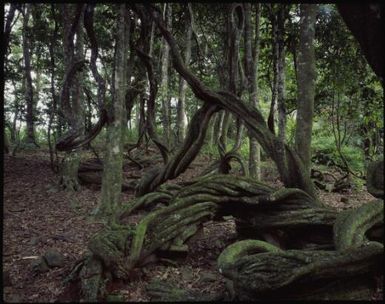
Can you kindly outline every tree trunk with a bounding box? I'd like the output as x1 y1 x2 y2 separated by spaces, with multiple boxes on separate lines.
176 4 193 144
244 3 261 179
277 5 287 145
10 79 19 143
148 6 318 199
294 4 317 173
160 3 172 146
221 4 244 152
268 7 278 136
47 4 58 172
97 4 129 221
221 111 232 149
22 4 37 146
59 4 86 191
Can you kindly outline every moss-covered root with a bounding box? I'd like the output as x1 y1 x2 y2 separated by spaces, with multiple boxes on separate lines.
229 242 383 300
366 160 384 199
334 199 384 251
79 256 103 302
87 226 133 279
217 240 282 278
117 191 172 221
127 201 217 269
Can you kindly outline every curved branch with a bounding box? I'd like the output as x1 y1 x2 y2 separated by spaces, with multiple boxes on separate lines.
136 103 219 196
56 109 108 151
84 4 106 111
145 4 317 200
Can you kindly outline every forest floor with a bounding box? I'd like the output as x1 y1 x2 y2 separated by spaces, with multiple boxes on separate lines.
2 148 381 302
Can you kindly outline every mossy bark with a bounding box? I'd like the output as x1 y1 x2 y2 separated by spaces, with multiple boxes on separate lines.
334 199 383 250
60 151 81 191
294 4 317 172
220 240 382 300
96 5 129 221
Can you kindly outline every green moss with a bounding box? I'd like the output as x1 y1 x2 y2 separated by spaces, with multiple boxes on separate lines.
217 240 282 277
229 242 382 298
334 199 384 250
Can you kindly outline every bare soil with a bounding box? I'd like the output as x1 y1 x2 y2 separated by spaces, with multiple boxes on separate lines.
2 149 380 302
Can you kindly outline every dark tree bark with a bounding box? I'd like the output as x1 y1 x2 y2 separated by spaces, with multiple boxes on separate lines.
3 3 18 69
336 3 385 83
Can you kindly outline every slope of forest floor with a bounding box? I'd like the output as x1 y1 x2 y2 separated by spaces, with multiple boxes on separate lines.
2 149 379 302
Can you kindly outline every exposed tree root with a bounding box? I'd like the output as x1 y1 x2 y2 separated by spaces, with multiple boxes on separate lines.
218 198 383 300
65 173 379 301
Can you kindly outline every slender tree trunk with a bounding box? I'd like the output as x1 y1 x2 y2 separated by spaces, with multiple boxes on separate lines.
4 3 17 79
227 4 245 153
135 102 140 134
268 10 278 135
220 4 245 152
48 10 57 171
277 5 287 144
214 110 225 146
294 4 317 173
221 111 231 149
160 3 172 145
4 4 16 55
245 3 261 179
10 79 19 143
98 4 129 221
60 4 86 191
208 113 217 147
176 4 193 144
22 4 37 146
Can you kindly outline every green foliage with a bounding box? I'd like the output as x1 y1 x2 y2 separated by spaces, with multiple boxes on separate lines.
311 119 365 173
